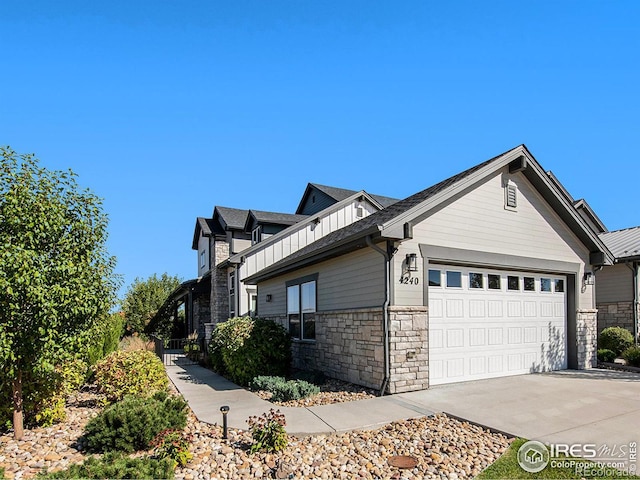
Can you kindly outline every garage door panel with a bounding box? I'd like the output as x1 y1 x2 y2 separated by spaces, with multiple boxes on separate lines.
428 265 567 386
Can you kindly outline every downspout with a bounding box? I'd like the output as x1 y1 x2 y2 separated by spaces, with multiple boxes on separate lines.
624 262 639 345
366 236 391 396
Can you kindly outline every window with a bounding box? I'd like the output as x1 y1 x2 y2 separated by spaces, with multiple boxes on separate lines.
356 206 364 218
200 250 206 269
488 274 501 290
249 293 257 317
469 273 483 289
554 279 564 293
446 271 462 288
287 278 316 340
229 270 236 317
251 226 262 245
540 278 551 292
507 276 520 291
428 269 441 287
524 277 535 291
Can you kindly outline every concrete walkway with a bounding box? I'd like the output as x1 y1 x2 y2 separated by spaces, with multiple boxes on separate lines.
167 360 640 465
165 362 434 434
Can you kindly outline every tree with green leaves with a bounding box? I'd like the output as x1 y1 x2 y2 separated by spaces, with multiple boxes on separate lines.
122 273 181 335
0 146 119 439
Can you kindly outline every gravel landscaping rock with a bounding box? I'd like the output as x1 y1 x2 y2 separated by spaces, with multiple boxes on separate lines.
1 383 511 479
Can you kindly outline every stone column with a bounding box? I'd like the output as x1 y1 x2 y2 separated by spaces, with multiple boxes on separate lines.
210 239 230 325
387 306 429 394
576 309 598 369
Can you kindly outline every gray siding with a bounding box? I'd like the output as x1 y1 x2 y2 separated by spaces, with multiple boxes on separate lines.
258 247 385 316
299 188 337 215
596 264 633 303
394 167 594 309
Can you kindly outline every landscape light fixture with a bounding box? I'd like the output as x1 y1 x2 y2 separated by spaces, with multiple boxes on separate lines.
220 405 230 440
406 253 418 272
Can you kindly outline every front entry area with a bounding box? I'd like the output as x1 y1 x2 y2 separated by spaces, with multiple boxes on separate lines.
428 264 567 386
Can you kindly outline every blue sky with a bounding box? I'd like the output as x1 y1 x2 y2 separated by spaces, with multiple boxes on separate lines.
2 1 639 298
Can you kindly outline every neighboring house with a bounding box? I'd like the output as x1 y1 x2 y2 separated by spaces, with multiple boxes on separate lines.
596 227 640 339
244 145 613 394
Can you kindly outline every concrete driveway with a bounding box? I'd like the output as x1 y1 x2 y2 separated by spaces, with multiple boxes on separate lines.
397 369 640 466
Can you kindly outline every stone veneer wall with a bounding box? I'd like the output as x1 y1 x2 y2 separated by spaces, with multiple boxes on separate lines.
576 309 598 369
387 306 429 393
263 305 429 394
211 239 230 324
193 295 211 338
596 301 636 337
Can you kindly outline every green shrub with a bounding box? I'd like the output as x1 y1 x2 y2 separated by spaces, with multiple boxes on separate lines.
209 317 292 386
597 349 617 363
37 452 174 479
0 358 87 431
599 327 634 355
94 350 167 403
250 375 320 402
247 409 288 453
622 346 640 367
83 314 125 366
1 466 5 479
151 429 193 467
84 392 187 453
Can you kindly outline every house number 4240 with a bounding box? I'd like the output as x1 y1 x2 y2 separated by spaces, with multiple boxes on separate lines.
399 276 419 285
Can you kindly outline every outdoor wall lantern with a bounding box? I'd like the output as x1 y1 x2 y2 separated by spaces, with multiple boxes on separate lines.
266 294 272 302
583 271 595 286
406 253 418 272
220 405 230 440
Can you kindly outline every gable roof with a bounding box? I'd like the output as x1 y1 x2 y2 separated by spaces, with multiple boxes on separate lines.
246 145 613 283
191 217 224 250
214 206 250 231
227 189 385 266
295 183 399 214
600 227 640 261
244 210 309 231
573 199 608 234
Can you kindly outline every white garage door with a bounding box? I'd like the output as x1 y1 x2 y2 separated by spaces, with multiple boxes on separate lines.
428 265 567 386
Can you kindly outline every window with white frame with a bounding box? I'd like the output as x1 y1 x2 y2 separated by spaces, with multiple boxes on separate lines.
287 276 317 340
200 250 206 269
252 226 262 245
229 270 236 317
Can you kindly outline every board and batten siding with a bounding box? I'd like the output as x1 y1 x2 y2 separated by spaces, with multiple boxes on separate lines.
596 264 633 303
257 246 385 316
394 167 594 309
240 197 379 282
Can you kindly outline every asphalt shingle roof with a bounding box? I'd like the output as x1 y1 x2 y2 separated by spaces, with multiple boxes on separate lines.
215 206 250 230
311 183 399 208
600 227 640 260
247 146 520 281
249 210 309 225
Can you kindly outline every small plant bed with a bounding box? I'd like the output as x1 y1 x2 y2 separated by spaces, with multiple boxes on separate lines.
252 375 377 407
477 437 640 479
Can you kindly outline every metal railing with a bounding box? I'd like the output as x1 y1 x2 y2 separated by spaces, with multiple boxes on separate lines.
151 335 204 367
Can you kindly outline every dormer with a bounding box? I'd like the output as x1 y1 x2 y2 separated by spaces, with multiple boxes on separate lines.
296 183 398 216
244 210 309 245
